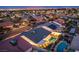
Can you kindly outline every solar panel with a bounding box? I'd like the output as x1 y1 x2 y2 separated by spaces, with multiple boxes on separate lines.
48 24 57 30
21 27 51 43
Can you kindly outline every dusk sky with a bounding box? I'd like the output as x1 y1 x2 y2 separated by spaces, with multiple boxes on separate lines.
0 6 79 9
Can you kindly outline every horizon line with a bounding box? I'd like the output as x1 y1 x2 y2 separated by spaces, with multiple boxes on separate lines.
0 6 79 9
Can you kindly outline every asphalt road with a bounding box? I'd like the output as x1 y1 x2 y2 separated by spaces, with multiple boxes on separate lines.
71 34 79 50
4 25 32 41
0 26 32 52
